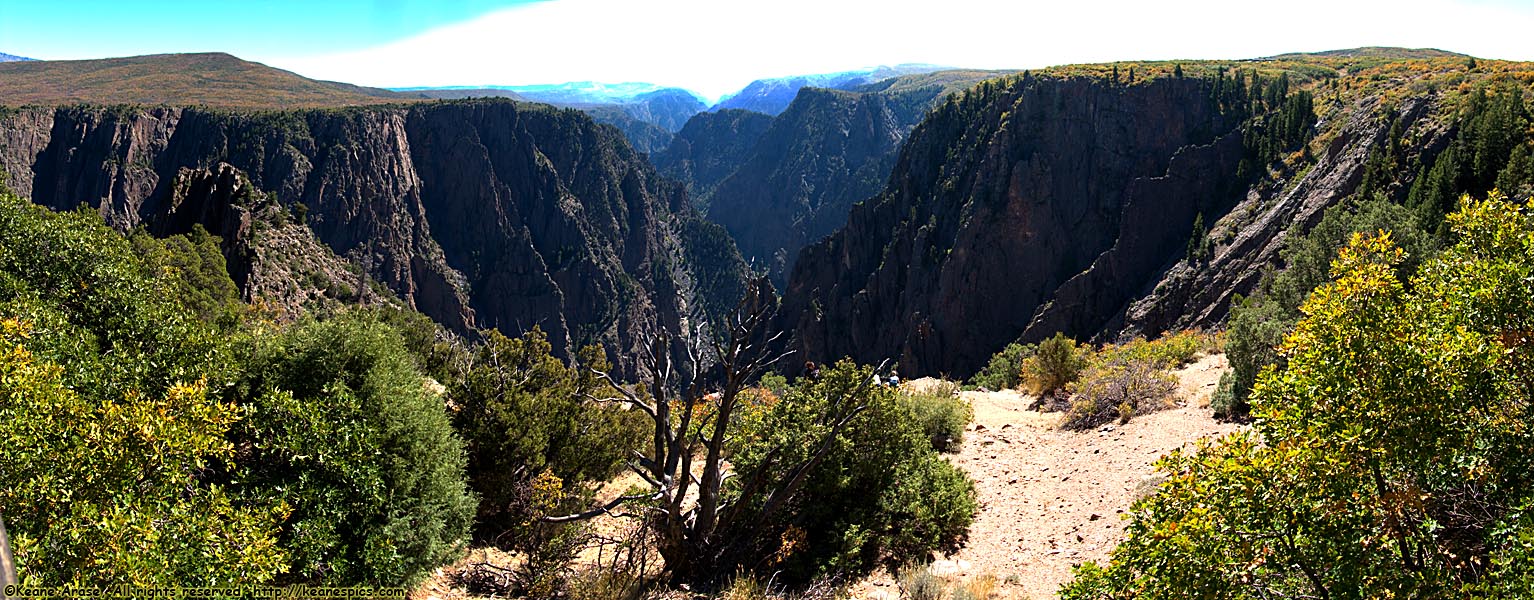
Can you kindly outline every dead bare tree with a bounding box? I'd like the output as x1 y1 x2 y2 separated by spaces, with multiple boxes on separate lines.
546 278 884 585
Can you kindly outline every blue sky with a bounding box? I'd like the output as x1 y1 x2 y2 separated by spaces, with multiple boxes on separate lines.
4 0 1534 102
0 0 548 59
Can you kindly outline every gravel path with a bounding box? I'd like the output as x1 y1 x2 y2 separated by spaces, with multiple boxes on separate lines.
860 354 1242 599
418 355 1242 600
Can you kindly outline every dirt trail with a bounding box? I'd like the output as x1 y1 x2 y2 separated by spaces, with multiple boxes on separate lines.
860 353 1242 599
417 355 1240 600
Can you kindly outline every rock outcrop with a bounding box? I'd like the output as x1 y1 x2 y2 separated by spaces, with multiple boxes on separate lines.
1117 95 1448 336
652 109 774 206
0 99 748 377
778 76 1249 377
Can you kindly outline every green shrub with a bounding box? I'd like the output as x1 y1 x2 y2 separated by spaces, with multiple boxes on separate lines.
446 328 646 594
1060 359 1178 430
969 342 1034 390
1215 295 1292 419
730 361 977 585
1209 369 1239 417
448 329 646 532
0 198 231 399
1219 194 1437 419
1022 333 1087 396
361 304 467 383
0 332 286 586
759 370 791 397
232 313 476 586
897 563 948 600
1062 193 1534 598
0 194 284 586
897 381 974 452
1093 330 1209 370
130 224 242 327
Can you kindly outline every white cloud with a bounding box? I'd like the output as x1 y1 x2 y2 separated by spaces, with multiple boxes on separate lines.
269 0 1534 102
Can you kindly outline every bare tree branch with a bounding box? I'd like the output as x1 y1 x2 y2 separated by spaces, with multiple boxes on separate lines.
590 369 657 418
541 492 661 523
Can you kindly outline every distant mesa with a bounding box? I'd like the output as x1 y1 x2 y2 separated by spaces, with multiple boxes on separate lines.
1261 46 1467 60
0 52 418 108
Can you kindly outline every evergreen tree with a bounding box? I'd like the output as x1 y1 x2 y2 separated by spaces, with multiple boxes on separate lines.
1498 143 1534 196
1187 212 1210 263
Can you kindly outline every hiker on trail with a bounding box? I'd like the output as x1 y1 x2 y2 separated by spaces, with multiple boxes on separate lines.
888 370 900 388
804 360 820 381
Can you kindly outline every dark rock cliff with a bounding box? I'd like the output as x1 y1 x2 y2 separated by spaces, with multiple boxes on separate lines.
662 71 1009 288
409 87 708 153
703 88 934 283
1117 95 1448 336
0 100 749 377
778 76 1249 377
652 109 774 207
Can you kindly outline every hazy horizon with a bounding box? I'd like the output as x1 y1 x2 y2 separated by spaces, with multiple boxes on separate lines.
5 0 1534 102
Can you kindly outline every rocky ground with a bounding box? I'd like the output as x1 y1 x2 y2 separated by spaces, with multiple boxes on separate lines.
856 353 1242 599
417 354 1241 600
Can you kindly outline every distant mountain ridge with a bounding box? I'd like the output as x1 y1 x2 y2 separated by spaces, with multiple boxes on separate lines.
403 84 708 152
0 52 33 62
710 64 952 115
398 81 700 105
1262 46 1467 60
0 52 423 108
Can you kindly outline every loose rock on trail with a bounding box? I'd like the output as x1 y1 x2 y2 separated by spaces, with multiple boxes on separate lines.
860 353 1242 599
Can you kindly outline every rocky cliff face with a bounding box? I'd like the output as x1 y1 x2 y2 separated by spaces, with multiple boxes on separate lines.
778 76 1249 377
1117 95 1448 336
661 70 1013 287
0 99 748 376
652 109 774 206
659 83 968 285
703 88 934 283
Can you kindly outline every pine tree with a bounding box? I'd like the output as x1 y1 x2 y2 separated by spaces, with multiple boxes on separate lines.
1497 144 1534 195
1187 212 1210 263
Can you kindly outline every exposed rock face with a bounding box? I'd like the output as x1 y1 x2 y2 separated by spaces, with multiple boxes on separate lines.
778 76 1248 378
703 89 933 283
579 111 675 154
663 71 1013 288
1024 130 1246 341
652 109 774 206
1117 95 1446 336
0 100 748 376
